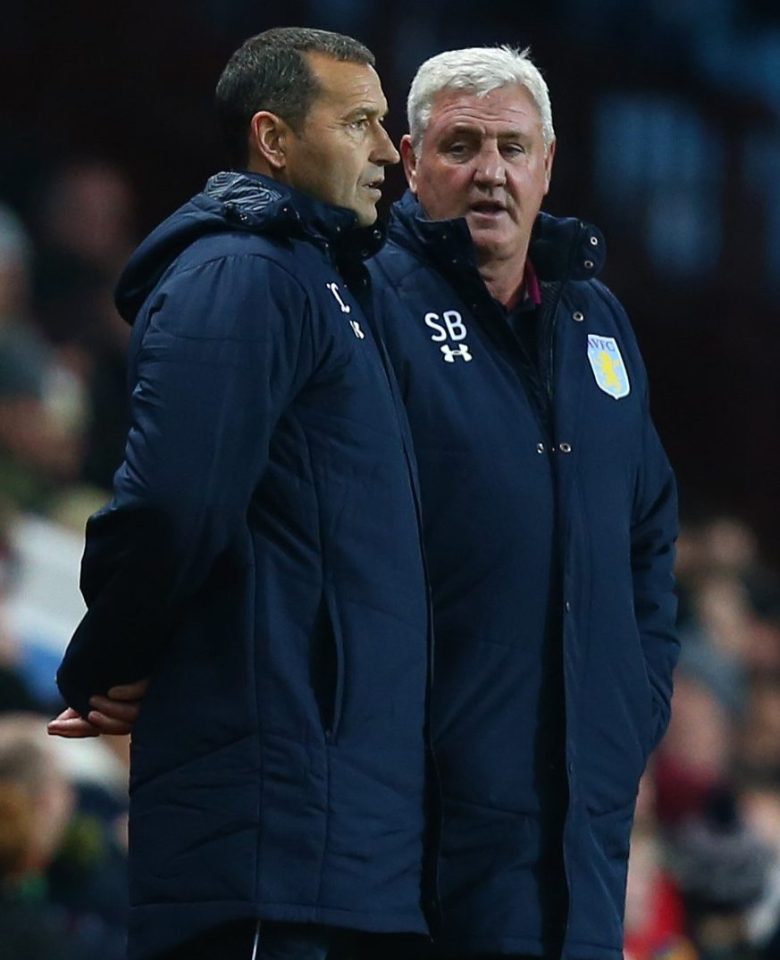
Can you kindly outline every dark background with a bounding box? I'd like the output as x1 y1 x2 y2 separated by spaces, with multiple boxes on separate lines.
2 0 778 563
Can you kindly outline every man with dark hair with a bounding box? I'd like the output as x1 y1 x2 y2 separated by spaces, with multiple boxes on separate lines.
49 27 432 960
214 27 375 169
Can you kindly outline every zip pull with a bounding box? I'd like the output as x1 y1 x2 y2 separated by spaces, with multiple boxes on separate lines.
250 920 261 960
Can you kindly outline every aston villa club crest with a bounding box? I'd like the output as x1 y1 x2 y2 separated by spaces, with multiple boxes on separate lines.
587 335 630 399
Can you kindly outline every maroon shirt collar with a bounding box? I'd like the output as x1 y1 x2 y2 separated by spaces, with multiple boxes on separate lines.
524 258 542 306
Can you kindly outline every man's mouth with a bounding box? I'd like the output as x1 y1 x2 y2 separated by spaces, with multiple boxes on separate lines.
363 177 384 193
469 200 506 216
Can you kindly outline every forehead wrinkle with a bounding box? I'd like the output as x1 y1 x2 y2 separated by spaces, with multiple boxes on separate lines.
308 58 385 112
347 97 389 117
430 88 543 132
320 80 381 107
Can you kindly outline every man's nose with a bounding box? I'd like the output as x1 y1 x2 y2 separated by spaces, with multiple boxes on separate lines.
371 124 400 166
473 145 506 187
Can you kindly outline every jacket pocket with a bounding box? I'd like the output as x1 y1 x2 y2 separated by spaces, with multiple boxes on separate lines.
311 585 345 743
634 639 656 762
581 800 635 942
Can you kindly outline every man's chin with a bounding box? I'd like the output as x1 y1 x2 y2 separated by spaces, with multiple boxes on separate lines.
468 222 508 248
470 231 517 265
353 204 378 228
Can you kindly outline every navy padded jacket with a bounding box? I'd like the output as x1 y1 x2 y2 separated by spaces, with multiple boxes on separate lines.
368 192 679 960
57 174 431 960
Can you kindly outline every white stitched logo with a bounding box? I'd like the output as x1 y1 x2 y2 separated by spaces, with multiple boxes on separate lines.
326 281 365 340
425 310 466 341
424 310 473 363
441 343 472 363
326 281 351 314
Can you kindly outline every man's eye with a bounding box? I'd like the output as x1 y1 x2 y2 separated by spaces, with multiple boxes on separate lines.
502 144 527 157
349 118 369 130
446 143 468 156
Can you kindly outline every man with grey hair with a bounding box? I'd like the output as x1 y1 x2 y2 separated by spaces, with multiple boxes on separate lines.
368 45 679 960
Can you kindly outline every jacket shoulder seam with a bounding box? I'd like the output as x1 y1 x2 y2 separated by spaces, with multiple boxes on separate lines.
166 250 310 300
143 253 314 345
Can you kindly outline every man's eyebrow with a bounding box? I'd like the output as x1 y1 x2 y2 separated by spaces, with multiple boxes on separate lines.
497 129 532 140
444 123 531 139
344 104 389 119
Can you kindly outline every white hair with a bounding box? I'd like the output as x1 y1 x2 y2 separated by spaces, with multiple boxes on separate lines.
407 46 555 151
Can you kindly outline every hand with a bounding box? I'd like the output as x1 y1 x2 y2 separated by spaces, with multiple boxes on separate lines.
47 705 101 738
47 678 149 738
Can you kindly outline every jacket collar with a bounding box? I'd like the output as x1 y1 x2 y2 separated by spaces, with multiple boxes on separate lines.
387 190 477 276
387 190 606 284
203 171 385 260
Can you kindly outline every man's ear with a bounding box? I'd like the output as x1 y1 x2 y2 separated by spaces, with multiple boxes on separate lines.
249 111 289 172
400 135 418 193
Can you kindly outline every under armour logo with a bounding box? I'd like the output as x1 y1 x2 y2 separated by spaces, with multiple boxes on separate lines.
326 282 351 314
349 320 365 339
441 343 472 363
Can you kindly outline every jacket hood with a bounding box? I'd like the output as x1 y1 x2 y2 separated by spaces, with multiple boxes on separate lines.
388 190 606 284
115 171 383 324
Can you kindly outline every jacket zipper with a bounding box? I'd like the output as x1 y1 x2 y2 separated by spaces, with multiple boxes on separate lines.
541 280 564 405
538 278 575 954
490 278 575 952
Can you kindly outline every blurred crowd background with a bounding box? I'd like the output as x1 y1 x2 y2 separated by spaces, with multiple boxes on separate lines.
1 1 779 958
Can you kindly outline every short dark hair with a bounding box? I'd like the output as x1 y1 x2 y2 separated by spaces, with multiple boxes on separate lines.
215 27 375 169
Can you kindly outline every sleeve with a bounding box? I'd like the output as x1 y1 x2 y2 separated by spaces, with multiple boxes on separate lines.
364 258 413 400
57 254 314 715
632 378 680 752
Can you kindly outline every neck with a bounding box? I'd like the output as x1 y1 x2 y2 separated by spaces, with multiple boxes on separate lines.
476 252 527 309
247 157 280 182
